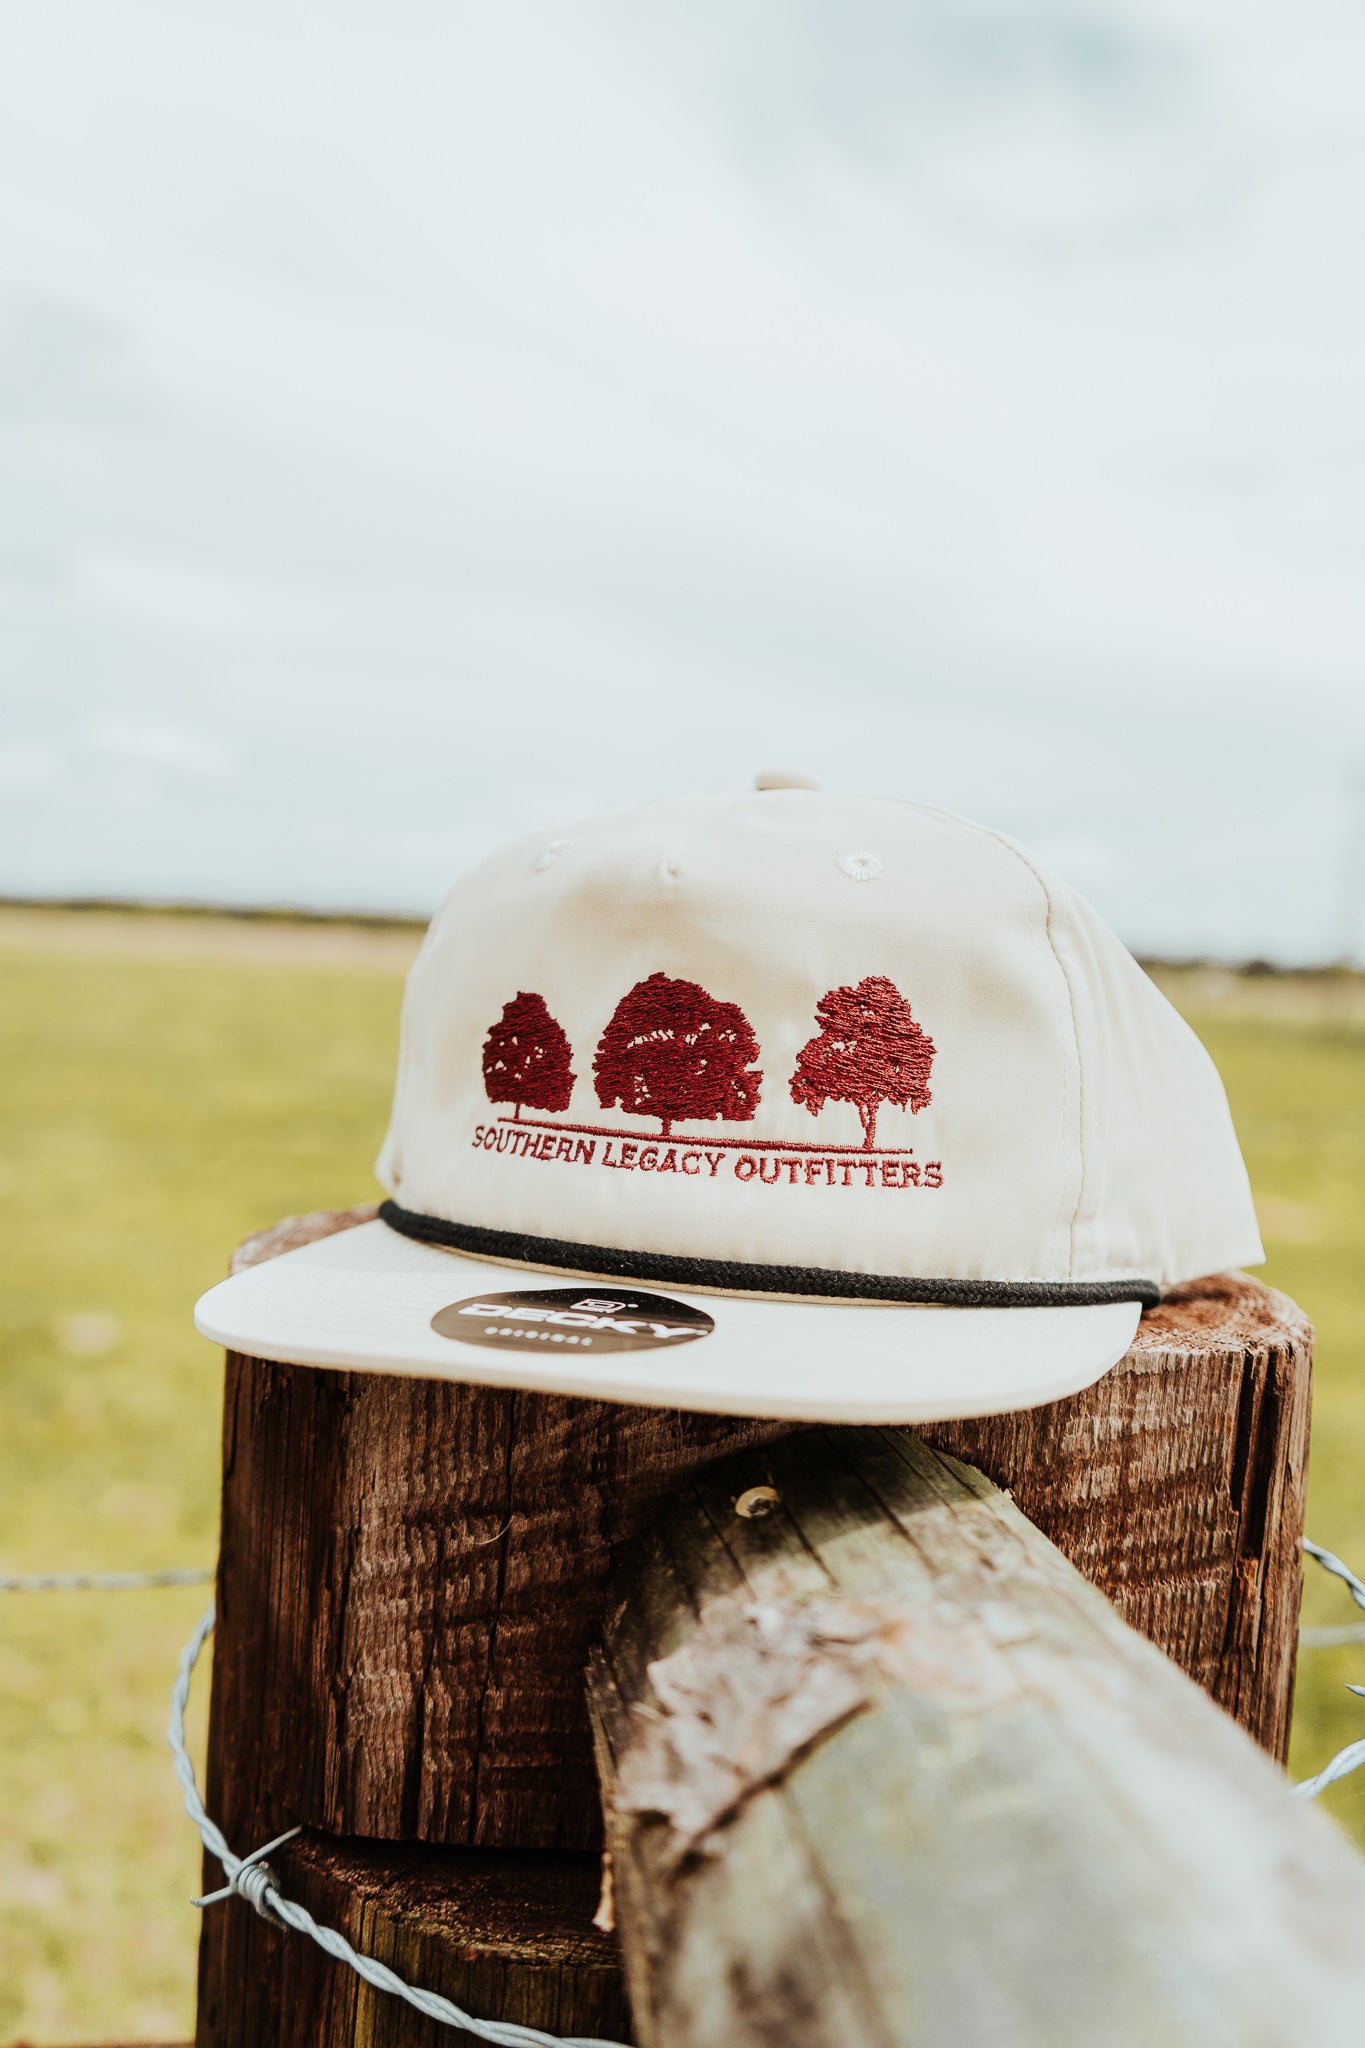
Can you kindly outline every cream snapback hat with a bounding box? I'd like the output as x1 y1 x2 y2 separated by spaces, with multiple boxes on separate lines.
195 781 1263 1423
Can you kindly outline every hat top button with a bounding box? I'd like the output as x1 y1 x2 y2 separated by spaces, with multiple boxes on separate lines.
754 768 821 792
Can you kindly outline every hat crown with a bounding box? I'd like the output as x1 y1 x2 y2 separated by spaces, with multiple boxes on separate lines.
378 790 1261 1300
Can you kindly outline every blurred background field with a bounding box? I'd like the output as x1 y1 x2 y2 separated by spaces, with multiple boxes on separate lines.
2 906 1365 2044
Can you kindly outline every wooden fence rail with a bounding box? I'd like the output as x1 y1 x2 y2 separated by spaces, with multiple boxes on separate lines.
589 1428 1365 2048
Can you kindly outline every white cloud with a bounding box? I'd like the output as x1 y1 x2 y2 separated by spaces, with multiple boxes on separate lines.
82 720 235 782
1024 830 1119 895
0 1 1362 956
0 742 63 791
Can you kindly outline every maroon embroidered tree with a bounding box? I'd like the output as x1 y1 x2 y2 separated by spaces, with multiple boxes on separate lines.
790 975 935 1149
482 992 575 1120
593 972 762 1138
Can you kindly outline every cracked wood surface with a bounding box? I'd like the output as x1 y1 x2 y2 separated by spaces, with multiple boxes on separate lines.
589 1429 1365 2048
919 1270 1314 1763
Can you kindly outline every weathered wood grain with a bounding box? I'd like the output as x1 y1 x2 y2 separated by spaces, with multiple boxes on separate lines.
589 1429 1365 2048
924 1271 1313 1761
194 1833 631 2048
203 1210 795 1859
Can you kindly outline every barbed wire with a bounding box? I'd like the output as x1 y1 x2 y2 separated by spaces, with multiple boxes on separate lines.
4 1540 1361 2026
1294 1540 1365 1801
1300 1624 1365 1648
0 1566 213 1592
1293 1719 1365 1801
168 1601 629 2047
1303 1539 1365 1614
1300 1561 1365 1645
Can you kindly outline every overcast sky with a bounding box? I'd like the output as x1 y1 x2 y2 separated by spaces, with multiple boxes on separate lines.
2 0 1364 959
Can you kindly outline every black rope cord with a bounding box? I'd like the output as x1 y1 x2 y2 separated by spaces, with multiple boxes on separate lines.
378 1200 1161 1310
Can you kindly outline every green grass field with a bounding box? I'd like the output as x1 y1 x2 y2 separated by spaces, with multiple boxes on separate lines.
2 913 1364 2043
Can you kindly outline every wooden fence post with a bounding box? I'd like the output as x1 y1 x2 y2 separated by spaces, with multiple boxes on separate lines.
195 1211 1313 2046
196 1209 791 2046
588 1428 1365 2048
921 1271 1313 1761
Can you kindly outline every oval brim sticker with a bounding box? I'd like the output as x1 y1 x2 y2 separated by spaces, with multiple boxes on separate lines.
431 1285 714 1356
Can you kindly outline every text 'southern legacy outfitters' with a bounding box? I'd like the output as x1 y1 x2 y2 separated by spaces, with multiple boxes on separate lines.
470 1121 944 1191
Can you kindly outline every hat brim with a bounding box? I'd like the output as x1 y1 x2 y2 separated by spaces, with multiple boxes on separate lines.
197 1212 1146 1425
194 1217 1140 1424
